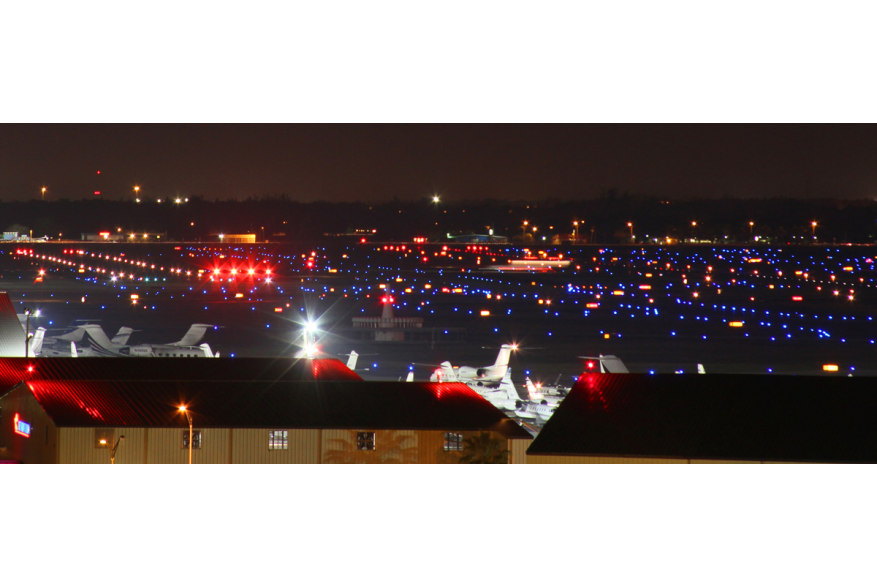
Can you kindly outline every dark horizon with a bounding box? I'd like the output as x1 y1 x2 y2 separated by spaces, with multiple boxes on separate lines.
3 124 877 203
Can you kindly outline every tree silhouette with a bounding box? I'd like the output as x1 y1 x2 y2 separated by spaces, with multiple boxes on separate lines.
459 432 509 464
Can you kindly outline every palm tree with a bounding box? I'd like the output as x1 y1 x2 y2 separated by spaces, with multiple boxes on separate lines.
459 432 509 464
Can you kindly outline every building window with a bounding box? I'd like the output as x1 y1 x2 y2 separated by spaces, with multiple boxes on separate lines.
95 428 115 449
269 430 288 450
444 432 463 452
356 431 375 451
182 430 202 449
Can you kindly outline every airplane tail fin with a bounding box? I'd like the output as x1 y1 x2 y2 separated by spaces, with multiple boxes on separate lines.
0 292 27 357
112 327 135 345
80 325 118 355
697 363 706 374
600 355 630 373
169 324 214 347
502 368 522 401
31 327 46 355
406 370 414 382
494 344 513 369
440 361 458 382
199 343 218 358
346 351 359 371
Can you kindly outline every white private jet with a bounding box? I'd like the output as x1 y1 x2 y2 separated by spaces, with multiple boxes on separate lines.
429 344 517 384
436 362 524 411
61 324 219 358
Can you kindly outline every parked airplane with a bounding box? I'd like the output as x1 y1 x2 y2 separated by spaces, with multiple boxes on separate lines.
429 344 517 383
41 323 219 358
436 361 524 411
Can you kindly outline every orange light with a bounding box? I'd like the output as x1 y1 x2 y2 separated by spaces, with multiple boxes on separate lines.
729 321 744 327
823 364 839 372
480 310 490 316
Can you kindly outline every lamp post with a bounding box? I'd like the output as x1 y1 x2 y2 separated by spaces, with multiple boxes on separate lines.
627 222 633 240
573 221 579 242
23 307 33 358
811 221 817 240
41 187 46 201
691 221 697 241
522 221 528 241
179 406 193 464
101 435 125 464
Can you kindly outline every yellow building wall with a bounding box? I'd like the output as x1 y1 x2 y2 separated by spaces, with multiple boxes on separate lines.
51 427 494 464
509 439 533 464
231 429 320 464
145 428 230 464
59 428 147 464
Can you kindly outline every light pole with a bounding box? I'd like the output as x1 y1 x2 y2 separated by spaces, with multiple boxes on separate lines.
573 221 579 242
179 406 193 464
134 186 140 201
522 221 528 241
749 221 754 234
627 222 633 241
691 221 697 241
101 435 125 464
41 187 46 201
811 221 817 240
23 307 33 357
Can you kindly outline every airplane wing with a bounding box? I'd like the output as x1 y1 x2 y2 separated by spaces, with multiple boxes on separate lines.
168 324 215 347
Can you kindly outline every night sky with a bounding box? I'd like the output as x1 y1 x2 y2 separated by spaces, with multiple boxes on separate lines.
3 124 877 202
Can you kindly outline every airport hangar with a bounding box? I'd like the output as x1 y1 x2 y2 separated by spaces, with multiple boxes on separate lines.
0 358 531 464
523 373 877 464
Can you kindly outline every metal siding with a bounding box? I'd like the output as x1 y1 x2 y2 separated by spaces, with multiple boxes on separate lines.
322 430 442 464
59 427 147 464
509 439 533 464
145 428 230 464
231 429 320 463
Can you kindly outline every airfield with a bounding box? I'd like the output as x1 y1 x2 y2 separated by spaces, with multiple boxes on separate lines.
2 240 876 387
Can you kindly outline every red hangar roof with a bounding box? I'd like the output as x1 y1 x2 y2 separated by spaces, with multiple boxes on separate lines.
12 379 529 437
0 357 527 437
0 357 362 390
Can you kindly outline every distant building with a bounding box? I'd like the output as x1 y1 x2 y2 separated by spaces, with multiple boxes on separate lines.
0 357 529 463
446 234 507 243
83 232 166 242
348 296 463 343
216 234 256 244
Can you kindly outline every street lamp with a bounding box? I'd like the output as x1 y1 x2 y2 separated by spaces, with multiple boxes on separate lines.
432 195 440 204
691 221 697 241
179 406 193 464
23 308 37 357
811 221 817 239
573 221 579 241
41 187 46 201
134 186 140 200
627 222 633 239
522 220 528 241
100 435 125 464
